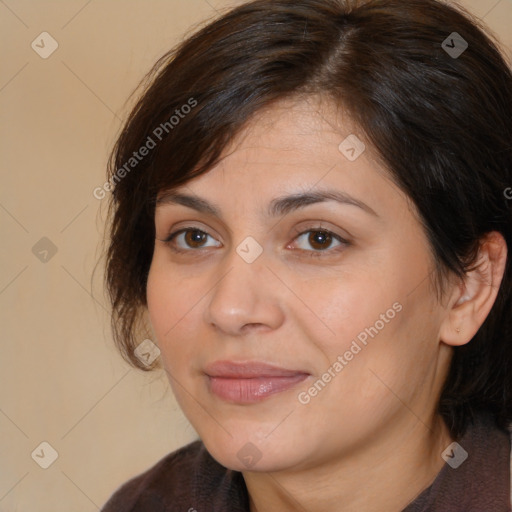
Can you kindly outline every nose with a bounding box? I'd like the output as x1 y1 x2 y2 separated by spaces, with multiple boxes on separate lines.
203 244 285 337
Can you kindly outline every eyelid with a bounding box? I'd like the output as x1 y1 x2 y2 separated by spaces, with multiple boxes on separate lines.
158 222 350 257
159 226 220 246
157 220 220 242
290 221 349 241
287 226 349 257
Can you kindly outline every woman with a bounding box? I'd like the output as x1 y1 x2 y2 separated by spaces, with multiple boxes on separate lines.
101 0 512 510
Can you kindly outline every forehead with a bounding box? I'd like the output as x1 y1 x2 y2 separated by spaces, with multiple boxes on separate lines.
220 96 361 163
158 97 401 213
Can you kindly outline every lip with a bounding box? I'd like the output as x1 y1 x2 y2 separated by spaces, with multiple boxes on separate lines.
204 360 310 404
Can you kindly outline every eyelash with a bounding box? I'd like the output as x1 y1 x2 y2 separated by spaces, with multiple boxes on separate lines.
160 226 349 258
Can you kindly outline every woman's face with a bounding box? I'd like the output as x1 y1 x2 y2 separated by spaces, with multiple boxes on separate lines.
146 97 452 473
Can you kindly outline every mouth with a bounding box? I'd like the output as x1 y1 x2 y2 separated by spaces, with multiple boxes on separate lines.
204 360 310 404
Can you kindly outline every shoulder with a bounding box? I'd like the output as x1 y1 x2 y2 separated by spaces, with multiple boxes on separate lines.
451 413 511 510
403 413 511 511
100 440 248 512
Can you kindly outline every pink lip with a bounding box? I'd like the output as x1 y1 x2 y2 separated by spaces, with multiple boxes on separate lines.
204 360 309 404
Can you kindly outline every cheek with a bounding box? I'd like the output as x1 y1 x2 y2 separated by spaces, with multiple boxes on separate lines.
296 240 429 362
332 283 440 410
295 269 399 359
146 260 199 364
146 263 172 337
300 258 438 392
147 251 207 328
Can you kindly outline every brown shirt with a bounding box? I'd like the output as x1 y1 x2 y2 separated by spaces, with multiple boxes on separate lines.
101 413 511 511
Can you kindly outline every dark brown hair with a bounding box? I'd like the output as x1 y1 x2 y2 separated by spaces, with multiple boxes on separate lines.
105 0 512 439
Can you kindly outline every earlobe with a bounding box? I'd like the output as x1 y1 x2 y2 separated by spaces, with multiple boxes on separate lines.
439 231 508 347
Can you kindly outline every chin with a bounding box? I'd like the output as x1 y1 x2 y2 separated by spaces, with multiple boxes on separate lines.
199 429 305 473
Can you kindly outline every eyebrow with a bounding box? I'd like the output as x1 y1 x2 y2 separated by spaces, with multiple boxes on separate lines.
156 189 378 218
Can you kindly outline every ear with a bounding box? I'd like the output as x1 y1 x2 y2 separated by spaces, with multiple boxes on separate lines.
439 231 508 347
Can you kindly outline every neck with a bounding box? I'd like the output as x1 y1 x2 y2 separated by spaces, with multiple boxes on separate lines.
243 413 453 512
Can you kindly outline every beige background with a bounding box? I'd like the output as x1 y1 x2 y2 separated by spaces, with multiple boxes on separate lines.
1 0 511 510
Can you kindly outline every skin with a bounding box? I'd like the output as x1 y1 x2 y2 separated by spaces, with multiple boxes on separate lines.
146 96 507 512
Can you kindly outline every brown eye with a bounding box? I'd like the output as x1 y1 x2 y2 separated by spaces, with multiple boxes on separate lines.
307 231 333 251
162 227 222 252
184 229 208 248
290 228 349 258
